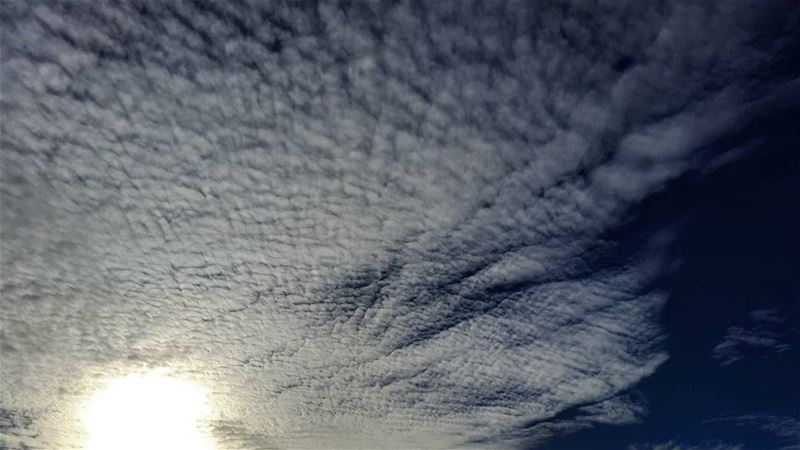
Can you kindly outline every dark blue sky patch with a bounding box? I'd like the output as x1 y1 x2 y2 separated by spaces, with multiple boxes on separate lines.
543 103 800 450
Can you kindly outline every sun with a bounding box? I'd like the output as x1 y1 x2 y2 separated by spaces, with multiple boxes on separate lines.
83 371 217 450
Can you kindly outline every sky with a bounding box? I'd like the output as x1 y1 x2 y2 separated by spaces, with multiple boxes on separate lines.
0 1 798 449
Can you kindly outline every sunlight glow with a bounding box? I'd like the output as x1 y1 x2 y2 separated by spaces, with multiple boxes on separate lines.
83 371 217 450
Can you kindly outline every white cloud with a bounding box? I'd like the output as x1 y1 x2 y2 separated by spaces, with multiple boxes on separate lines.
1 1 796 449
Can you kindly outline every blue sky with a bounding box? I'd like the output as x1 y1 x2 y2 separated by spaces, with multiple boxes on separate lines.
546 105 800 450
1 1 798 449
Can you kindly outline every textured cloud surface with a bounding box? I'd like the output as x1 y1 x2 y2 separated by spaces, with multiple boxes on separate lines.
1 1 797 449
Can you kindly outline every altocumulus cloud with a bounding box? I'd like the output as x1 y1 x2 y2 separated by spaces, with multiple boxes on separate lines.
1 1 797 449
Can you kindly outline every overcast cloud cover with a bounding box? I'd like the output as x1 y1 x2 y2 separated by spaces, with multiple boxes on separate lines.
1 1 798 449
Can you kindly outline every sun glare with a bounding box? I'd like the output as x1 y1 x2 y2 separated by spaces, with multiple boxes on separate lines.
83 371 217 450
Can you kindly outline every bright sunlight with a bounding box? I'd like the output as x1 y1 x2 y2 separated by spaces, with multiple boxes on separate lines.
83 371 217 450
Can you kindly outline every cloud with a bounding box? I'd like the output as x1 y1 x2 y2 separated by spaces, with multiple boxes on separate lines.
629 413 800 450
707 414 800 450
494 393 650 449
712 309 793 366
0 407 37 450
629 441 743 450
1 0 797 449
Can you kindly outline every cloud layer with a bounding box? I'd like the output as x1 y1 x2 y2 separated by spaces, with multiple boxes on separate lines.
1 1 797 448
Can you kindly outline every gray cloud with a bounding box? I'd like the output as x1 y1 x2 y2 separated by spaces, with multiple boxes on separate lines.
1 0 797 449
491 393 650 449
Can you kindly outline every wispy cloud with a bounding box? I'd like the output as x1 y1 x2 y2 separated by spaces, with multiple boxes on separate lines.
706 414 800 450
713 309 792 366
629 441 743 450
